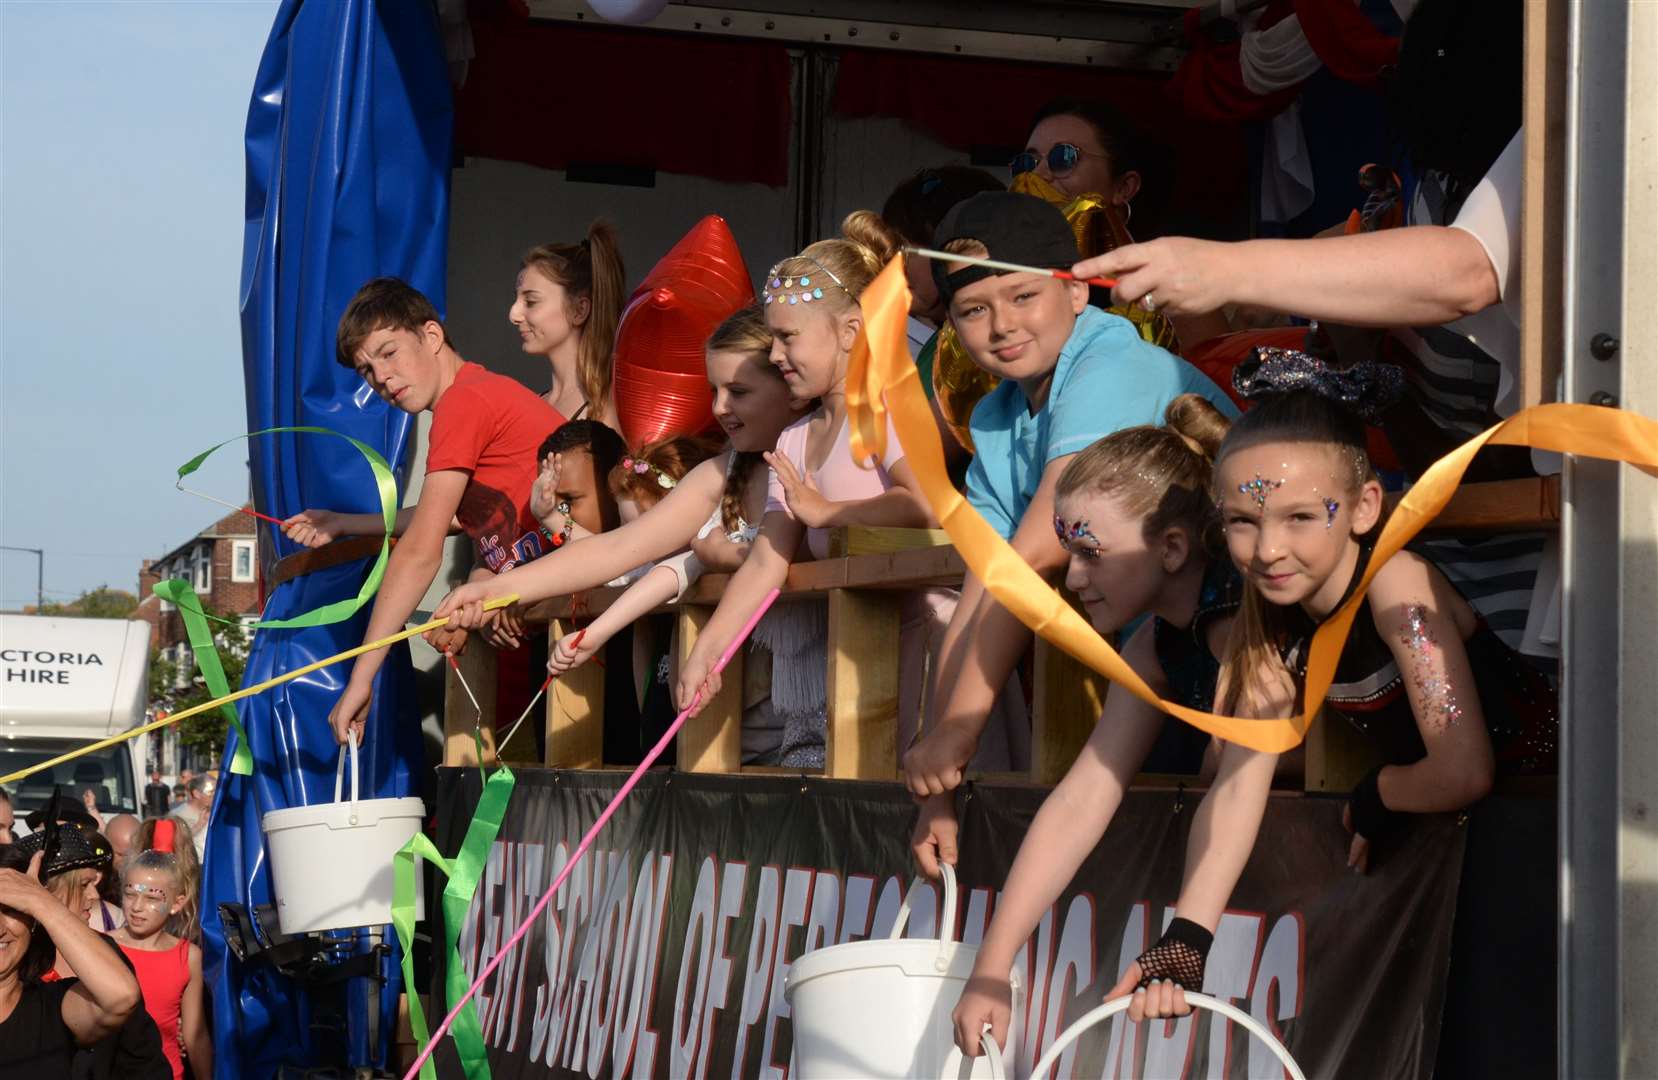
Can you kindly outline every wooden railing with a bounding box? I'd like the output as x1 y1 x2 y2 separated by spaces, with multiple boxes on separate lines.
436 476 1561 795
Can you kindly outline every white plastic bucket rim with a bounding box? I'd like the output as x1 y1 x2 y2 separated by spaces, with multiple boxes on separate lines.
260 732 425 935
784 865 1019 1079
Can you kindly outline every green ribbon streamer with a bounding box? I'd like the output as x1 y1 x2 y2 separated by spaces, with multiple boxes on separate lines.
152 578 255 777
178 425 398 630
394 763 516 1080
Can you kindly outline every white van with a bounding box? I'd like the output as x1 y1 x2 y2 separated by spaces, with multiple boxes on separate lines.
0 614 151 819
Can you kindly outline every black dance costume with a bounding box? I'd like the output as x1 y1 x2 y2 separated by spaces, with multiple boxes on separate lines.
1280 539 1558 775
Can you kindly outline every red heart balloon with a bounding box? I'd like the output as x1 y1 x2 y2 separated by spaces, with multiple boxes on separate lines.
612 215 754 448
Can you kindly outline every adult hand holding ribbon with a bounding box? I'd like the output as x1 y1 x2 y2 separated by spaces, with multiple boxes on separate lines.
847 255 1658 751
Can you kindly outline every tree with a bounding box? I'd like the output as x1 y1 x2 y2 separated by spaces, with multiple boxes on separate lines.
150 607 250 761
37 586 138 619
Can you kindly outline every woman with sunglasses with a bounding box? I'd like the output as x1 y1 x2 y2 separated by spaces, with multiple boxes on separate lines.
1015 98 1231 348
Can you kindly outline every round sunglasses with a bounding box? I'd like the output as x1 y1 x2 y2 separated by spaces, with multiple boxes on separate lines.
1009 142 1107 178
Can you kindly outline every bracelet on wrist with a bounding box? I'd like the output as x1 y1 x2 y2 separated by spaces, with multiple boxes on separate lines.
540 500 574 549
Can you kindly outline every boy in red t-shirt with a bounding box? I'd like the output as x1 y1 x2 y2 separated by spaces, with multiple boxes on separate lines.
282 278 565 744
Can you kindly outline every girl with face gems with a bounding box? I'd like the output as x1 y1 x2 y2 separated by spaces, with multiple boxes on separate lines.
674 221 939 768
111 825 209 1080
433 306 807 632
511 223 626 426
949 395 1264 1057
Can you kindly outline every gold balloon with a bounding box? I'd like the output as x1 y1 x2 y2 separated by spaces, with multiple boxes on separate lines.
932 173 1180 451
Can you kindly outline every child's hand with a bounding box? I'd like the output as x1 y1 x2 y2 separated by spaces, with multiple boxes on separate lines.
675 650 722 716
429 582 498 642
530 453 564 525
547 631 600 675
329 679 372 745
282 509 343 548
764 452 835 529
902 721 980 797
690 529 751 572
952 973 1012 1060
910 793 959 880
480 604 526 650
426 624 469 656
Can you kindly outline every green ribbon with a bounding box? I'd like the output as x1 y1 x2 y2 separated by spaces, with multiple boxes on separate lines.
394 762 516 1080
177 425 398 630
153 578 255 777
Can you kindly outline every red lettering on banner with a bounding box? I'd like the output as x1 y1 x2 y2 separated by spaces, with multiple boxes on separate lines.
671 856 719 1076
1207 909 1267 1079
759 867 815 1080
529 842 570 1063
1102 900 1150 1079
731 864 782 1077
835 874 875 945
1034 893 1096 1080
1250 913 1304 1079
701 860 748 1080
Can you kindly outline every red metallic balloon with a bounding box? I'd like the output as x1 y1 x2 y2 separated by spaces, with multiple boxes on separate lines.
612 215 754 449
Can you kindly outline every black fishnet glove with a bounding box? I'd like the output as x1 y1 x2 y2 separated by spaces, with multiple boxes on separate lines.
1134 917 1213 991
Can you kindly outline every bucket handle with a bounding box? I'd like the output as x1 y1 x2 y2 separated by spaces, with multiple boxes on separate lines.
333 730 361 826
1025 992 1305 1080
889 862 957 971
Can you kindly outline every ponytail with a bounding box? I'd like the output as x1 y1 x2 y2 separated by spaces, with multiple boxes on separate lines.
522 220 627 418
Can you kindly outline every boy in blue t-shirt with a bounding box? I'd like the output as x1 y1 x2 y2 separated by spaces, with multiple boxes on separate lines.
903 193 1237 868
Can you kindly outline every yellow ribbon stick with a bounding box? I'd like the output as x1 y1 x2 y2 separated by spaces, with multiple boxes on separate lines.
0 596 520 787
848 255 1658 752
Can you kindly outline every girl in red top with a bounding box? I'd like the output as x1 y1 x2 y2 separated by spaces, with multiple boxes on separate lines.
110 821 209 1080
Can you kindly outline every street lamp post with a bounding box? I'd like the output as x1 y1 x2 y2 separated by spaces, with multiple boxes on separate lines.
0 546 44 611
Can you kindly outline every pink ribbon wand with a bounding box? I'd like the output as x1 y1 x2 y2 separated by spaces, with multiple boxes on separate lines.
402 588 781 1079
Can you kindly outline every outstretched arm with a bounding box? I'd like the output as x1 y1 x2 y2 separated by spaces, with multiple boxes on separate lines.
1073 227 1500 329
431 454 727 630
952 627 1169 1056
675 510 803 713
904 454 1072 796
328 468 468 744
548 563 685 676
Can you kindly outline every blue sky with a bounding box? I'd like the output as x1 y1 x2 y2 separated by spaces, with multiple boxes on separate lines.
1 0 280 610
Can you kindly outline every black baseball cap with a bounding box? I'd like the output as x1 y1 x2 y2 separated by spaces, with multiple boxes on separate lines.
931 191 1079 303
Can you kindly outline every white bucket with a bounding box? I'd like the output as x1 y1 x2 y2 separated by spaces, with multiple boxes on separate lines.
785 865 1020 1079
260 734 426 935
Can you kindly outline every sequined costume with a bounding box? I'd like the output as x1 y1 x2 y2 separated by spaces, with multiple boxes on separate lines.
1279 539 1558 774
1146 561 1242 772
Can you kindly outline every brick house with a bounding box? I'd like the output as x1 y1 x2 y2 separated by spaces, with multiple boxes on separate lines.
132 508 262 776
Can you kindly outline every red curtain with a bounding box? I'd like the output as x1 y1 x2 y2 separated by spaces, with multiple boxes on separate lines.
457 17 793 187
1293 0 1399 89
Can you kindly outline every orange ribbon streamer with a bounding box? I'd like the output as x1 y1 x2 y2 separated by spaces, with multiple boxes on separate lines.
848 256 1658 752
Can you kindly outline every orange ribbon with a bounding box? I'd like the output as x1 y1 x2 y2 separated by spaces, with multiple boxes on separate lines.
848 256 1658 752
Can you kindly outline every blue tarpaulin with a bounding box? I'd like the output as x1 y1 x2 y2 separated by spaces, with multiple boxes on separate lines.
203 1 452 1075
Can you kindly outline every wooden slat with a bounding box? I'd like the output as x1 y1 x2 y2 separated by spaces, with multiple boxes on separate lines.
443 643 498 767
545 616 604 768
674 605 745 773
1388 475 1560 531
1302 707 1379 796
825 588 901 779
827 526 952 557
1030 637 1109 785
1520 0 1568 409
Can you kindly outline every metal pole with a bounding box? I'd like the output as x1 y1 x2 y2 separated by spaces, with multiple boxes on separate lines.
0 545 44 610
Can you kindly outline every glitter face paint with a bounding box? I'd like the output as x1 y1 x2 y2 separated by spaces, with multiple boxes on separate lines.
1322 496 1340 528
1401 603 1464 730
1237 473 1284 511
1053 516 1102 559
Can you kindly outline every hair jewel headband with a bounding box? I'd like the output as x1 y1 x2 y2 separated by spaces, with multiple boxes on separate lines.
1232 347 1406 422
150 817 176 853
762 257 850 306
620 455 675 490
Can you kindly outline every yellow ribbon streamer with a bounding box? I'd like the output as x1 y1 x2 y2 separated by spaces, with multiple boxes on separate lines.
0 596 519 787
848 255 1658 752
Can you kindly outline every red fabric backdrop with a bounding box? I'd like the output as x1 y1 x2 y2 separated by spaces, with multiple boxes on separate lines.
457 17 794 187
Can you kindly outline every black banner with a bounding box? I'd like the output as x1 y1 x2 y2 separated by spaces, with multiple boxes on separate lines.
432 769 1466 1078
